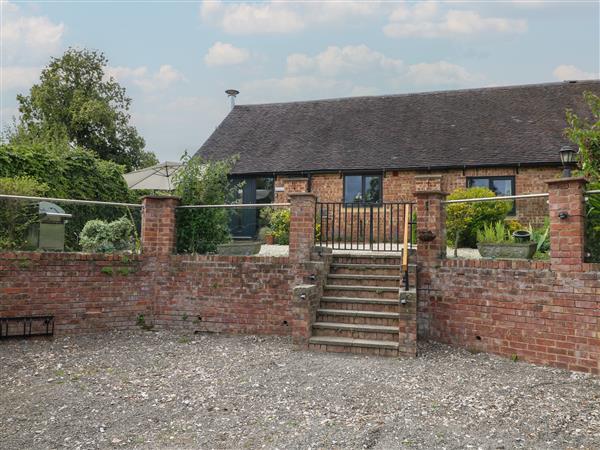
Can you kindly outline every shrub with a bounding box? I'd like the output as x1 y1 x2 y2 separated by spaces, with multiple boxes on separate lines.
174 152 240 254
79 216 134 253
0 176 48 249
446 187 512 249
270 209 290 245
477 222 513 244
585 183 600 262
260 207 290 245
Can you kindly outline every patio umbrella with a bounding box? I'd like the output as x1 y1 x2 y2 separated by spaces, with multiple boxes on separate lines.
123 161 183 191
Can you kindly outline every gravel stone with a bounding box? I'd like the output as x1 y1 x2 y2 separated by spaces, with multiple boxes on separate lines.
1 331 599 449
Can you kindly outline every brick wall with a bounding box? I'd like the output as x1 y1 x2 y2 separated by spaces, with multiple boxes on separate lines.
415 176 600 375
0 252 313 337
419 259 600 375
0 252 152 335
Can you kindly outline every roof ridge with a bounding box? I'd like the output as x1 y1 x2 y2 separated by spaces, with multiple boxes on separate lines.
234 80 600 109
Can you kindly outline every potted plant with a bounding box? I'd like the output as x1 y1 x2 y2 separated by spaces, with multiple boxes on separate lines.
265 232 275 245
477 222 536 259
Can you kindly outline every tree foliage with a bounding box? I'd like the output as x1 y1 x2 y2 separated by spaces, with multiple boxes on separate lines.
566 91 600 261
0 176 48 249
174 153 240 254
12 48 157 170
446 187 512 250
0 141 135 250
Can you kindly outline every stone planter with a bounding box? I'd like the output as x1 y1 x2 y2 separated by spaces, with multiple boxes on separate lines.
477 242 537 259
217 241 261 256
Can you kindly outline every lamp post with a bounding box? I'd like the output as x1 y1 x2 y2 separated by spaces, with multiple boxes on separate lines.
559 145 577 178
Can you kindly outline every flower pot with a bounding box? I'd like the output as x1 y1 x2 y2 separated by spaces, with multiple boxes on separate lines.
477 242 537 259
265 234 275 245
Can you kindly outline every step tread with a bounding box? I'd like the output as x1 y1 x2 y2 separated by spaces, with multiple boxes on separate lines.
328 274 401 281
321 296 398 305
309 336 399 349
317 309 399 318
313 322 398 333
324 284 399 292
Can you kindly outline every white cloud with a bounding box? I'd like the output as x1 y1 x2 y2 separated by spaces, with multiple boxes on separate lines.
1 1 65 64
204 42 250 67
552 65 598 81
287 45 403 77
1 66 41 91
199 0 384 34
107 64 185 91
406 61 483 86
384 2 527 38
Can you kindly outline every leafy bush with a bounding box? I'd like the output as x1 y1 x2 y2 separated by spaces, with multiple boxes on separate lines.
585 185 600 262
270 209 290 245
446 187 512 249
0 176 48 249
174 153 240 254
477 222 513 244
79 216 134 253
260 207 290 245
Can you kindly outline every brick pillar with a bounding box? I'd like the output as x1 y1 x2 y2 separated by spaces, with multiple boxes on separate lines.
414 176 447 266
546 177 587 272
289 193 317 263
141 196 180 256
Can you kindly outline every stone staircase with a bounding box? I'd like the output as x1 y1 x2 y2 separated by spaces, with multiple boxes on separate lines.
308 253 417 357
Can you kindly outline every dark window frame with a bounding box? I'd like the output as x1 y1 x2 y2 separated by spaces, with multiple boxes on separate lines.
343 173 383 204
467 176 516 215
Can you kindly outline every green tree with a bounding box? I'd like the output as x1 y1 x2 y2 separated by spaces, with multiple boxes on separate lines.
566 91 600 261
174 153 240 254
0 176 48 249
13 48 157 170
565 91 600 180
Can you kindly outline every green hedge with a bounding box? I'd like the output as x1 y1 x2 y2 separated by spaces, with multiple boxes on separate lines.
0 142 136 250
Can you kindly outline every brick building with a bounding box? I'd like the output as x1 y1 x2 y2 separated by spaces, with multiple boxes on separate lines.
196 80 599 237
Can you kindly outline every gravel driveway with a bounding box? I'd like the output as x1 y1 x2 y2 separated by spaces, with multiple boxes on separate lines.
1 331 598 449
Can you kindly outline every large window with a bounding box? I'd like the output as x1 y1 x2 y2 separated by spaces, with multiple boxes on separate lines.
344 174 382 204
467 176 515 214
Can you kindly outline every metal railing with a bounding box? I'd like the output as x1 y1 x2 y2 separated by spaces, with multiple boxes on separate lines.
0 194 142 208
315 202 415 253
442 192 549 204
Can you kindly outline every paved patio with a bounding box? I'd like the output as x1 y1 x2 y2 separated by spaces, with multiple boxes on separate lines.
1 331 598 449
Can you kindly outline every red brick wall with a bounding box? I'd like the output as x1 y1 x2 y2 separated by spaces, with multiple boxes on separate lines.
0 252 310 337
308 166 559 226
419 259 600 375
153 255 302 335
0 252 151 335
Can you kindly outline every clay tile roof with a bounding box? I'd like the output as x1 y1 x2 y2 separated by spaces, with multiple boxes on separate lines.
195 80 600 175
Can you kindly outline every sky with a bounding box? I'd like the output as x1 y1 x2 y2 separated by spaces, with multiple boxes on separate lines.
1 0 599 163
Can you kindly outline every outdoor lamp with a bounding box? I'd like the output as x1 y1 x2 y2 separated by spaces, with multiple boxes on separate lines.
559 145 577 178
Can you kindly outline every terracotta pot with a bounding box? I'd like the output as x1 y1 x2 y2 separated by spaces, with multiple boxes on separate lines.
265 234 275 245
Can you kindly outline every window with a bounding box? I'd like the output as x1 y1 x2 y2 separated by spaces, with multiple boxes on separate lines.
467 176 515 214
344 174 382 204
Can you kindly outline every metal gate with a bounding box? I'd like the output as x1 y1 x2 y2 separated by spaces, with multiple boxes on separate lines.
315 202 415 252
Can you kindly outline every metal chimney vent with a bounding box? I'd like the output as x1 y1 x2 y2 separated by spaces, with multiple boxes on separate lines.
226 89 239 110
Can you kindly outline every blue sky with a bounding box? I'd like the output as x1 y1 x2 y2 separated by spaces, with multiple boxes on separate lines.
1 1 599 163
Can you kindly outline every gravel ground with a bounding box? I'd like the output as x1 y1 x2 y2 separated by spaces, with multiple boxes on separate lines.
1 332 599 450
